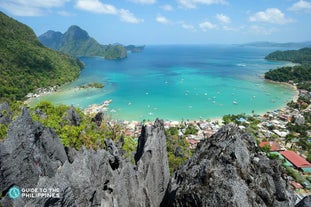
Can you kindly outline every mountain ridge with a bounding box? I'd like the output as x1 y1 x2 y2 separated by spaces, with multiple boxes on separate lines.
39 25 127 59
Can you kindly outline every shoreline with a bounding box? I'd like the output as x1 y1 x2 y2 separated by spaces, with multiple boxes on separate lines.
25 81 299 125
264 79 299 102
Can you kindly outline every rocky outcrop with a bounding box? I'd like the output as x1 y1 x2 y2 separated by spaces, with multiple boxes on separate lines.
296 195 311 207
0 104 297 207
0 102 11 125
64 105 81 126
0 107 68 206
91 112 103 127
161 124 296 207
0 107 169 207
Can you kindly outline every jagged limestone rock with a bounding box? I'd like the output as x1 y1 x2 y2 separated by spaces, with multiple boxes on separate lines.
161 124 296 207
91 112 103 127
0 109 169 207
0 105 296 207
296 195 311 207
0 107 68 207
0 102 11 125
64 105 81 126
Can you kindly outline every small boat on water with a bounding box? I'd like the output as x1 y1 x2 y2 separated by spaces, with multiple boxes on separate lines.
233 100 238 105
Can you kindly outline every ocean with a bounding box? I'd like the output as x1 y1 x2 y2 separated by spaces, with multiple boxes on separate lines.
30 45 297 121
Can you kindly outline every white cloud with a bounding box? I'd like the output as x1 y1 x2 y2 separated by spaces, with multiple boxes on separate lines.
161 4 174 11
119 9 143 23
289 0 311 12
156 14 170 24
199 21 217 31
177 0 228 9
129 0 156 4
75 0 143 24
216 14 230 24
181 23 196 31
75 0 117 14
0 0 69 16
249 8 293 25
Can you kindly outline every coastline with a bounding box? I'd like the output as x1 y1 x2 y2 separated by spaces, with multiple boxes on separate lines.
264 79 299 102
24 79 299 125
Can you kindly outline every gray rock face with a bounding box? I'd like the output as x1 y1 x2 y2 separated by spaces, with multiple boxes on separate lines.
296 195 311 207
0 102 11 125
161 124 296 207
91 112 103 127
0 109 169 207
65 105 80 126
0 107 68 207
0 105 296 207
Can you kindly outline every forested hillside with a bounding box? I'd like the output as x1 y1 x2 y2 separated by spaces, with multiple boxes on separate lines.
265 47 311 64
265 48 311 91
0 12 84 101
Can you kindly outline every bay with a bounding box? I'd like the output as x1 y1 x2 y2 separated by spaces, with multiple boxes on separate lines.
30 45 297 121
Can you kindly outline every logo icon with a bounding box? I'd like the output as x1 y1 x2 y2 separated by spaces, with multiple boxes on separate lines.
8 186 21 199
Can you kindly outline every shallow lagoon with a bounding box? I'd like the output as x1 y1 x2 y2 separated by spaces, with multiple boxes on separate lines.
30 45 297 121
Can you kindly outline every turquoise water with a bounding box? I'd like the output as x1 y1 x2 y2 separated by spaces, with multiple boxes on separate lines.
30 45 296 121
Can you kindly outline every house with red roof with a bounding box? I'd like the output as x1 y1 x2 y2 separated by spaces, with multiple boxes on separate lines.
186 139 199 149
259 141 284 152
280 150 311 173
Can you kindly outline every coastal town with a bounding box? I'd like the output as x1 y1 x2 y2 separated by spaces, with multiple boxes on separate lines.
83 85 311 200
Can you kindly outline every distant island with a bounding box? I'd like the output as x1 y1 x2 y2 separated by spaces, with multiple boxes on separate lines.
39 25 128 60
125 45 145 53
77 82 104 89
241 41 311 48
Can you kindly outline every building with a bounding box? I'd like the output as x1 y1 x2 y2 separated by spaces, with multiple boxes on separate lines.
280 151 311 173
259 141 284 152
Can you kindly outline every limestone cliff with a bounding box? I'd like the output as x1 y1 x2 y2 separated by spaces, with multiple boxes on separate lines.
0 108 169 207
0 104 300 206
161 124 296 207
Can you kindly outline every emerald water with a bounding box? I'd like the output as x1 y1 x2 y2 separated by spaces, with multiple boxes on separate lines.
30 45 297 121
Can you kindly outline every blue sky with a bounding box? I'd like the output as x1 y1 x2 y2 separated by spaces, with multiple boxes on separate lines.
0 0 311 45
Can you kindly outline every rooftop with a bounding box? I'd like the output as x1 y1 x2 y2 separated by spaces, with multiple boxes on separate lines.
259 141 284 152
280 151 311 169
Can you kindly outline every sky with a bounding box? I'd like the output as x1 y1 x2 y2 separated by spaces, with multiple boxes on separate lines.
0 0 311 45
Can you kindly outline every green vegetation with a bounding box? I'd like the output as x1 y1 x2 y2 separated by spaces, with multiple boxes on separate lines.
31 101 123 149
78 82 104 89
165 127 191 174
122 136 137 163
184 125 198 135
260 144 271 153
286 166 311 188
39 26 127 59
222 113 247 125
0 12 83 102
264 64 311 87
265 47 311 64
0 124 8 141
104 45 127 60
264 47 311 91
